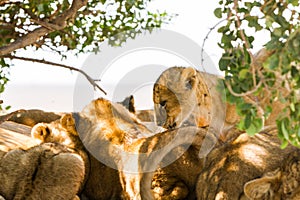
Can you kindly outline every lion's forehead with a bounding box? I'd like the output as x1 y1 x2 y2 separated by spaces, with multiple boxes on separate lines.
157 69 184 89
46 123 69 138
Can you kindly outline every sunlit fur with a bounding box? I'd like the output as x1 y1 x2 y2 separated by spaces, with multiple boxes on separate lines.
244 151 300 200
153 66 240 141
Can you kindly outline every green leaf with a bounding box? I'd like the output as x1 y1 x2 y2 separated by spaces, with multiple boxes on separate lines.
288 0 299 6
239 69 249 79
290 103 296 112
246 123 257 136
245 16 263 31
266 54 279 69
0 84 4 93
244 114 252 129
246 117 263 136
219 57 231 71
273 28 282 37
281 121 289 140
280 140 289 149
37 4 44 12
214 8 223 18
265 16 274 28
218 25 229 33
237 119 245 130
274 15 290 29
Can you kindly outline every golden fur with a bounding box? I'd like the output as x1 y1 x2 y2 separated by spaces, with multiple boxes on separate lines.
0 143 84 200
31 98 211 200
31 112 123 200
244 151 300 200
153 66 239 141
196 127 300 199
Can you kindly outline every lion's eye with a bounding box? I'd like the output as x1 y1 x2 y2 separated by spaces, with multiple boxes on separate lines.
185 80 193 90
160 100 167 107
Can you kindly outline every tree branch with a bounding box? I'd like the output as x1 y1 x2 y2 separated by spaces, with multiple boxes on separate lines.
201 19 226 67
0 0 88 56
3 55 107 95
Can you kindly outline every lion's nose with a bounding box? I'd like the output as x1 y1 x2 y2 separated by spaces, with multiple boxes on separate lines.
165 122 177 130
156 120 164 127
159 100 166 107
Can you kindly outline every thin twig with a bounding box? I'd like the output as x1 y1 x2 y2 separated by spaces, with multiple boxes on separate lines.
3 55 107 95
225 80 262 97
201 19 226 67
226 80 265 121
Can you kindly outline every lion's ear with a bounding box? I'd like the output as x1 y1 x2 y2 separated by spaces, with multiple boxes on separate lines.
60 114 77 136
60 114 75 127
181 67 197 90
119 95 135 114
153 83 161 104
244 169 281 199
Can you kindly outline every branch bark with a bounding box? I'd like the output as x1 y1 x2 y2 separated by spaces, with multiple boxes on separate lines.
4 55 107 95
0 0 88 56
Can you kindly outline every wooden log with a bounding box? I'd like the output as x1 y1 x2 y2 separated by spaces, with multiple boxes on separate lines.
0 109 61 127
0 121 39 152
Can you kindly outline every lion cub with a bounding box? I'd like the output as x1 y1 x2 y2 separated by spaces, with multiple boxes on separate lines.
31 113 80 149
153 66 240 141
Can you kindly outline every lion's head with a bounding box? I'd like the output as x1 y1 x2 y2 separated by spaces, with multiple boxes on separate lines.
153 67 213 130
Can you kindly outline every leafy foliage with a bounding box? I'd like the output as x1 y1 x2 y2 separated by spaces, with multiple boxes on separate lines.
215 0 300 147
0 0 172 97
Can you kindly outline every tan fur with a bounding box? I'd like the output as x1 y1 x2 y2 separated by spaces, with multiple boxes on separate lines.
244 151 300 200
78 98 217 200
30 98 209 200
31 98 155 199
0 143 85 200
138 127 217 200
153 66 237 141
136 110 156 122
78 98 153 147
119 95 136 114
31 114 80 150
31 113 123 200
77 98 156 199
196 127 300 199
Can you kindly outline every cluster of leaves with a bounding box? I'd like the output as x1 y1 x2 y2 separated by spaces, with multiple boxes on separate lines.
0 0 173 98
215 0 300 147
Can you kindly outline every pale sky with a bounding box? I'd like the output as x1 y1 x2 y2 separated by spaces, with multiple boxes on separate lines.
1 0 268 112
